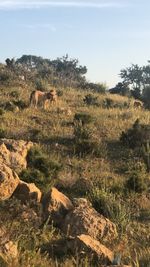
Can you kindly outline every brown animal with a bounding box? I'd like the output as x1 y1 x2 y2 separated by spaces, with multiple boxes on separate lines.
29 89 57 109
133 100 143 109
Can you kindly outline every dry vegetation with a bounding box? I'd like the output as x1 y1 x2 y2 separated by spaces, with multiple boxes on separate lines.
0 83 150 266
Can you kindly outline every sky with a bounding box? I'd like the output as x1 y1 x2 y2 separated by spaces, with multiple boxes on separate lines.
0 0 150 87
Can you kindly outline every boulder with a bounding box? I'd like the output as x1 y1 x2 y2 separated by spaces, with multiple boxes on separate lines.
0 139 33 173
74 234 114 264
42 234 114 265
0 163 20 201
42 187 74 224
12 180 42 203
61 198 117 241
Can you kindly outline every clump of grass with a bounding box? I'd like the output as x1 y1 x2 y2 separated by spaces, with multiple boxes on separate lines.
125 161 148 193
20 146 62 190
83 93 99 106
88 188 131 234
0 128 7 138
9 90 20 98
0 108 4 116
74 112 94 125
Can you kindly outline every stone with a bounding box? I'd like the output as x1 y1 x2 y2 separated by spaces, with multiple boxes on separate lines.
74 234 114 264
42 187 74 224
0 163 20 201
61 198 117 241
0 139 33 173
12 180 42 203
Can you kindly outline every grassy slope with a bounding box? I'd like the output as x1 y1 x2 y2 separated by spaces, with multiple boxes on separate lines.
0 84 150 266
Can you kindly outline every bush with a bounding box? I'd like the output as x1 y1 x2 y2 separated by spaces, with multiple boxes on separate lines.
74 112 93 125
9 90 20 98
0 108 4 116
83 94 99 106
57 89 63 97
103 98 114 108
35 78 49 91
88 188 130 233
20 168 46 186
120 119 150 149
22 147 62 189
3 101 17 112
126 162 148 193
120 119 150 171
13 100 27 109
0 128 7 138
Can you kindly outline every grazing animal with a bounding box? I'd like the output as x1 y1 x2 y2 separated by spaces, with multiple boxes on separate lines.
29 89 57 109
133 100 143 109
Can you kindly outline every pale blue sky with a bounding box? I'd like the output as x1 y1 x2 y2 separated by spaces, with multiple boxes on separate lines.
0 0 150 87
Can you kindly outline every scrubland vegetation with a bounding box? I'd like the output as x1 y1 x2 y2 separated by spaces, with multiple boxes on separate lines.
0 56 150 266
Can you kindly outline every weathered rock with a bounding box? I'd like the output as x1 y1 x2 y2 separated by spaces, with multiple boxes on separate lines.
0 163 20 201
43 234 114 265
74 234 114 264
0 139 33 173
42 187 74 224
12 180 42 203
61 198 117 241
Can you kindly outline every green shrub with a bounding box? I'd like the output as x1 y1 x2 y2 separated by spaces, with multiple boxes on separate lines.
83 94 99 106
0 108 4 116
3 101 17 112
126 162 148 193
74 112 93 125
0 128 7 138
13 100 27 109
126 174 147 193
88 188 130 233
9 90 20 98
20 168 48 189
35 78 49 91
74 121 93 140
57 89 63 97
22 147 62 189
120 119 150 149
103 98 114 108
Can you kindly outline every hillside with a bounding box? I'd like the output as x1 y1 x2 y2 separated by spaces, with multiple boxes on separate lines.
0 83 150 267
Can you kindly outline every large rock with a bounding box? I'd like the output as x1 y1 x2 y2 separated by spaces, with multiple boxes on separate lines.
0 139 33 173
42 234 114 265
74 234 114 264
0 163 20 201
61 198 117 241
12 180 42 203
42 187 74 224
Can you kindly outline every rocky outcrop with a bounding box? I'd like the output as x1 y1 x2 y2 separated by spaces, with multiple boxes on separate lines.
0 139 33 201
0 139 33 173
13 180 42 203
42 234 114 265
61 198 117 241
0 163 20 200
42 187 74 224
73 234 114 264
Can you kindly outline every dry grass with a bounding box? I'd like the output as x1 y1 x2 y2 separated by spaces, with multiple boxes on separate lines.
0 85 150 266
